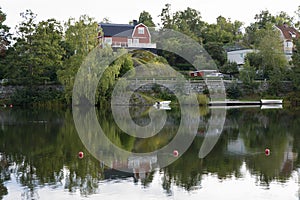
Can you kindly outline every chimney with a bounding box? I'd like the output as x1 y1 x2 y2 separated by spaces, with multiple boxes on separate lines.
133 20 138 26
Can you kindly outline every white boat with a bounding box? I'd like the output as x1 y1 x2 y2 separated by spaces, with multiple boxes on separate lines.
154 101 171 106
153 101 171 110
261 99 283 104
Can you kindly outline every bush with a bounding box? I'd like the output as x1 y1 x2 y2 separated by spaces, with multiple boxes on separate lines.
10 86 64 106
197 94 209 105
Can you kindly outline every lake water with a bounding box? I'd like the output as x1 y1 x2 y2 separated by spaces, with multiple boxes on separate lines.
1 106 300 200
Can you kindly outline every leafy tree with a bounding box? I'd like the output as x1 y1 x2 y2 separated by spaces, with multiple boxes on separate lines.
245 26 287 78
159 4 174 29
295 6 300 29
244 10 294 45
138 11 155 27
63 15 99 56
57 15 99 104
255 27 287 77
202 16 243 44
0 7 11 79
267 69 285 96
0 7 10 57
239 59 258 94
220 61 239 76
7 10 65 84
159 4 205 42
291 38 300 90
204 42 227 66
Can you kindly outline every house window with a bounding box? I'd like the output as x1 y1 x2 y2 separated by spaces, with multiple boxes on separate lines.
133 38 139 44
128 39 132 45
138 27 144 34
104 37 112 45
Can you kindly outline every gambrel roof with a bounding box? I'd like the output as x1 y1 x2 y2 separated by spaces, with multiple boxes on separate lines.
99 23 134 37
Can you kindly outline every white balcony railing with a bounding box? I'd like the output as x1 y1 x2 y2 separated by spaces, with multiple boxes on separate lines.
110 42 156 49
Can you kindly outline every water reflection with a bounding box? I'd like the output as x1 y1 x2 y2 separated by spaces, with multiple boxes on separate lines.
0 107 299 199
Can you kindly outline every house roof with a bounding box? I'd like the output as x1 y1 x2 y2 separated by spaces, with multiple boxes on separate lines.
99 23 134 37
227 49 255 65
276 24 300 40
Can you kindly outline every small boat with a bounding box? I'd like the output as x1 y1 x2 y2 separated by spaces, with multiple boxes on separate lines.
260 99 283 104
154 101 171 106
153 101 171 110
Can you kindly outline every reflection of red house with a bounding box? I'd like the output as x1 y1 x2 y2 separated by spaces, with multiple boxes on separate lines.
99 21 156 49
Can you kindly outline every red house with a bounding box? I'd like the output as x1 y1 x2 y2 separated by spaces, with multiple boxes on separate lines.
99 21 156 49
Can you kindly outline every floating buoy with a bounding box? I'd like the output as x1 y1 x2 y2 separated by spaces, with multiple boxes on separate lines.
173 150 179 157
265 148 270 156
9 104 13 108
78 151 84 159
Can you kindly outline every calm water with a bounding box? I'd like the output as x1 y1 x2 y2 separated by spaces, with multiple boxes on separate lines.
1 106 300 200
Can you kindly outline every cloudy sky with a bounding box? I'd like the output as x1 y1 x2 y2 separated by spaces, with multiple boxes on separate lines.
1 0 300 31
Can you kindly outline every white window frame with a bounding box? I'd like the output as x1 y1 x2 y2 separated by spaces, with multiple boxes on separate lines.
133 38 139 44
127 39 132 45
138 27 144 34
104 37 112 44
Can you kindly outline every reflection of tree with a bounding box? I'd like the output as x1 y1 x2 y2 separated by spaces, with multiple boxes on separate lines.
161 108 300 192
0 107 300 197
0 109 104 197
0 153 8 199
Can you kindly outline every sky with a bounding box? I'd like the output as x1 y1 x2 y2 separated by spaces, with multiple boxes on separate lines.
1 0 300 33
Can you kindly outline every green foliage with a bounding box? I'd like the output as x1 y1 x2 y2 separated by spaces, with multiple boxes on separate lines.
220 61 239 75
57 15 99 104
0 7 10 57
197 94 209 105
244 9 294 45
202 16 243 44
226 81 242 99
10 86 63 106
245 26 287 78
193 54 216 70
267 69 285 96
239 59 258 95
204 42 227 66
159 4 204 42
138 11 155 27
4 10 65 84
291 39 300 91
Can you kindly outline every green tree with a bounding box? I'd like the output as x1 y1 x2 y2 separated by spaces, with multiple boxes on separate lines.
295 6 300 29
138 11 155 27
244 10 294 45
202 16 243 44
0 7 10 57
204 42 227 66
239 59 258 94
159 4 174 29
0 7 11 79
57 15 99 104
7 10 65 84
159 4 205 42
291 38 300 90
255 27 287 77
220 61 239 76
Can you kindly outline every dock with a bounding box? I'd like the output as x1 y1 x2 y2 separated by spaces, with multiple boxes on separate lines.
209 100 261 106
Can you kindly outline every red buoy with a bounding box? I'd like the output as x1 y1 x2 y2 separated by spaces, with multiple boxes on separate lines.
173 150 179 157
265 148 270 156
78 151 84 159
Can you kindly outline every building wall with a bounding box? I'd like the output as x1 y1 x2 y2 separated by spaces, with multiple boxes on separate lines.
132 24 150 43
